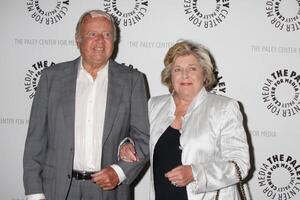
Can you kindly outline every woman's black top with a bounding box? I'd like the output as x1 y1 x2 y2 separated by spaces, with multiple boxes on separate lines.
153 126 188 200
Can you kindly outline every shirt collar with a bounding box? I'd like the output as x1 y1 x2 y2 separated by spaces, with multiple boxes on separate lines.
78 57 109 76
168 87 208 116
186 87 207 114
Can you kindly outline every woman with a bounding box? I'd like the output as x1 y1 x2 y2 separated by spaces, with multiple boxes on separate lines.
120 40 250 199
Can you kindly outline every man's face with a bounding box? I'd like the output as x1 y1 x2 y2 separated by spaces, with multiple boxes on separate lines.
76 15 114 69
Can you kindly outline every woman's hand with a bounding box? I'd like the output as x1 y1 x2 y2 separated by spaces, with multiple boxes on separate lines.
165 165 194 187
119 142 139 162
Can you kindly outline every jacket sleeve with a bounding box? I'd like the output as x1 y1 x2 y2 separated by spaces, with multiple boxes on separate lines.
117 72 150 184
188 100 250 194
23 70 49 195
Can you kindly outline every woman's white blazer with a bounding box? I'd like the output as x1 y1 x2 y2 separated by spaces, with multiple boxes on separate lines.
148 88 250 200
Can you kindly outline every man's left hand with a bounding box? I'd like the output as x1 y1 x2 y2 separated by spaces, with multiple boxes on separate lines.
91 167 119 190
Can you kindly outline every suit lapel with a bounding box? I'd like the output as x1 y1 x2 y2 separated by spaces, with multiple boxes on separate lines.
102 61 124 145
61 58 79 146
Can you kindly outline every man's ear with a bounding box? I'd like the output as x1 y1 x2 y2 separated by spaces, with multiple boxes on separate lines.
75 35 81 49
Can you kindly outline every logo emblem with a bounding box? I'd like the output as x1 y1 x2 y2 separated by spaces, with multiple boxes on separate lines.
265 0 300 32
24 60 55 99
26 0 70 25
103 0 149 26
262 69 300 117
183 0 230 28
257 154 300 199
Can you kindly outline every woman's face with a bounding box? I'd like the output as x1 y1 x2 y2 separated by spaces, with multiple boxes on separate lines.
171 54 206 100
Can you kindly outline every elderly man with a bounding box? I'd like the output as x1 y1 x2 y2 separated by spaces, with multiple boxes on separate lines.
23 10 149 200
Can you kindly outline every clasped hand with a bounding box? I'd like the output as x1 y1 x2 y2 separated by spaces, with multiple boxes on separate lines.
119 143 194 187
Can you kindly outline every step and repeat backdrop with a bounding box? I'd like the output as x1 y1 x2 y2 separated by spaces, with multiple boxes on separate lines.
0 0 300 199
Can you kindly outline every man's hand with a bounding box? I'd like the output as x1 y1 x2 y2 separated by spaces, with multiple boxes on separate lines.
91 167 119 190
120 143 138 162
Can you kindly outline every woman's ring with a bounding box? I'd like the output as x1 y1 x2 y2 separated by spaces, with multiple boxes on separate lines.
171 181 177 187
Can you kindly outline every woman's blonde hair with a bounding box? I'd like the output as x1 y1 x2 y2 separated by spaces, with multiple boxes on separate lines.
161 40 216 92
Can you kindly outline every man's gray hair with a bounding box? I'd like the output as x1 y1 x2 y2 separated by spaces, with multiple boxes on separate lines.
75 10 117 41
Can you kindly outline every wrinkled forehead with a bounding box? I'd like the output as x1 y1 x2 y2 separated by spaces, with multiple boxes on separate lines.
79 14 113 31
88 11 112 21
